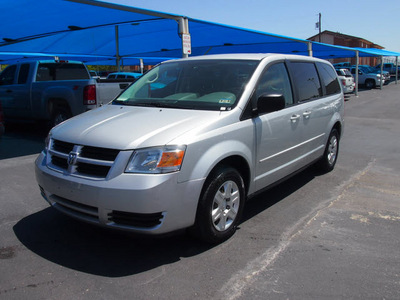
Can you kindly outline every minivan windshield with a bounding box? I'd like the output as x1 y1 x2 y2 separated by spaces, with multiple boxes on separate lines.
113 59 259 111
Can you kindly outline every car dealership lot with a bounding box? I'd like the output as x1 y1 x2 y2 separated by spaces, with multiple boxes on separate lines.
1 84 400 299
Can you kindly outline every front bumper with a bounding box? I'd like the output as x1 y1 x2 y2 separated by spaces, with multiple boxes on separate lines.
343 84 354 94
35 151 204 234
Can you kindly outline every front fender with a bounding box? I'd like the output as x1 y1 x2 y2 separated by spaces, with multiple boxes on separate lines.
178 122 255 192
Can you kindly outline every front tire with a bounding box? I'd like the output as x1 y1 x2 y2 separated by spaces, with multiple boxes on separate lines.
191 166 245 244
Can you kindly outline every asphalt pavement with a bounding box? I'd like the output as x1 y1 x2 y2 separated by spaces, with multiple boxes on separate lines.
0 82 399 299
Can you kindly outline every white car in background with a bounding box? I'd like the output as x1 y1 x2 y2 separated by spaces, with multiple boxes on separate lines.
336 68 355 97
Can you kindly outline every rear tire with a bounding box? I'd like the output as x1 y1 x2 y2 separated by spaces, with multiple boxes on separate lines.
316 129 339 173
50 107 71 128
365 79 375 89
191 166 245 244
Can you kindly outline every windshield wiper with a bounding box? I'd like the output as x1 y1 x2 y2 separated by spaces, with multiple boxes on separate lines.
131 101 182 108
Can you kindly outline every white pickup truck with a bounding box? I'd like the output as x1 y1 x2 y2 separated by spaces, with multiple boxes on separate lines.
0 60 134 127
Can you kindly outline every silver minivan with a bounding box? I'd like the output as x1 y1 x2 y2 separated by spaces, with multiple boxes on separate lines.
35 54 344 243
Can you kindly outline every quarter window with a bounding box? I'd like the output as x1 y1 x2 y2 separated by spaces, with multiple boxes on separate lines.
316 62 341 95
290 62 322 102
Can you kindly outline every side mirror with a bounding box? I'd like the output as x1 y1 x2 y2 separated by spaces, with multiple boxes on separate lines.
255 93 285 115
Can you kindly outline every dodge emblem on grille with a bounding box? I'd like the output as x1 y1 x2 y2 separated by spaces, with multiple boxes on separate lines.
67 152 78 165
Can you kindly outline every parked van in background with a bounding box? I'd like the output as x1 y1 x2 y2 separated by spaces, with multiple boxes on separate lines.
35 54 344 244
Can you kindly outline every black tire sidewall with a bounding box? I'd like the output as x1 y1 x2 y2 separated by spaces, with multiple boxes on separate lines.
318 129 339 173
193 166 245 244
51 107 71 128
365 79 375 89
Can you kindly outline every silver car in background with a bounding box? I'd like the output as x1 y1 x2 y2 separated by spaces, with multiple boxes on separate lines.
35 54 344 243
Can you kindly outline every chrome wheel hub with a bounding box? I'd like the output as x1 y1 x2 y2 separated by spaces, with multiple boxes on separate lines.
212 180 240 231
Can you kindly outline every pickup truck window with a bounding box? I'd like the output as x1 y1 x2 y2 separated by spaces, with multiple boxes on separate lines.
18 64 30 84
0 65 17 85
114 59 258 111
36 63 90 81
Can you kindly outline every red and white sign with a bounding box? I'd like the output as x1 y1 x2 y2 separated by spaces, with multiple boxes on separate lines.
182 33 191 55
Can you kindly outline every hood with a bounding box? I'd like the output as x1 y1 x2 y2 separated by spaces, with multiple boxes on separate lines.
51 105 222 149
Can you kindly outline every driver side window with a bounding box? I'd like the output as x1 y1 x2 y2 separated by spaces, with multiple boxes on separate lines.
256 63 293 107
0 65 17 85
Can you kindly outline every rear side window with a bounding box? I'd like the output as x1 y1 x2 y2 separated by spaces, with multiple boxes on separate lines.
316 62 341 95
36 63 90 81
289 62 322 102
18 64 30 84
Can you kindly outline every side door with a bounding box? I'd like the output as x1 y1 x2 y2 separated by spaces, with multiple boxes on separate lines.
0 63 32 118
254 62 305 190
288 61 341 166
0 64 18 117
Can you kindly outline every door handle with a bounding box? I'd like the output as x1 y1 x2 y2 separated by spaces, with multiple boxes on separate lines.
290 114 300 122
303 111 312 119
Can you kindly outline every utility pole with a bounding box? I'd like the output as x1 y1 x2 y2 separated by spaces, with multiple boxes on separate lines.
318 13 322 42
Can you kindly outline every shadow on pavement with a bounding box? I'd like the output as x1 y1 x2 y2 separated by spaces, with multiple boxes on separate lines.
13 207 213 277
0 122 48 160
13 167 318 277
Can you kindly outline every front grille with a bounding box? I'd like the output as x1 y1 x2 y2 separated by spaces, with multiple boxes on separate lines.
51 155 69 169
48 139 120 179
108 211 164 228
76 162 110 177
53 139 74 153
80 146 119 161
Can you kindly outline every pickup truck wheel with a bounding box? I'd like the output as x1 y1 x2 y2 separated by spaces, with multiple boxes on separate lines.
365 79 375 89
191 166 245 244
51 107 71 127
316 129 339 173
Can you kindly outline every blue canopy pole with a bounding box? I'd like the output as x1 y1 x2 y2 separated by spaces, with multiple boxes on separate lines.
115 25 120 72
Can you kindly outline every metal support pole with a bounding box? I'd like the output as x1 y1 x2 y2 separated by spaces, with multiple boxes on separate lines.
115 25 121 72
380 56 383 89
355 51 359 97
396 56 398 84
140 58 144 74
178 17 190 58
307 42 313 57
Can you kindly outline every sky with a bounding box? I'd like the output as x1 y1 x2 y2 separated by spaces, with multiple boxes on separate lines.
108 0 400 52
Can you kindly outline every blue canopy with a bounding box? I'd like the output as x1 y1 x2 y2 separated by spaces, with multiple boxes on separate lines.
0 0 399 65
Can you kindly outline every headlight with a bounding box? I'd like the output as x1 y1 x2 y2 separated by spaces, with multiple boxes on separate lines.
125 145 186 174
44 133 52 152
